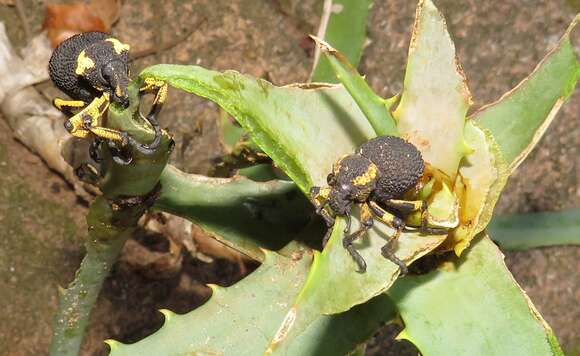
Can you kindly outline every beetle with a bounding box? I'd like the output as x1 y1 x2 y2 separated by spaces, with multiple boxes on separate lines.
310 135 448 274
48 31 167 164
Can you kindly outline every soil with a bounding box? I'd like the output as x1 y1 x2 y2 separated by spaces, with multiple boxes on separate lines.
0 0 578 355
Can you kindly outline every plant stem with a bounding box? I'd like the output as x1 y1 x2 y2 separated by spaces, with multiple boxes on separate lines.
48 82 173 356
49 203 135 356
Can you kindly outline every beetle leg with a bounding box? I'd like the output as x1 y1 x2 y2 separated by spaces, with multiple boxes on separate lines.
87 126 129 145
368 201 408 275
383 199 448 235
342 203 374 273
310 186 336 247
107 140 133 165
382 199 424 214
89 139 104 162
74 162 100 184
343 213 352 233
134 77 167 154
53 98 87 116
63 93 110 139
310 186 334 226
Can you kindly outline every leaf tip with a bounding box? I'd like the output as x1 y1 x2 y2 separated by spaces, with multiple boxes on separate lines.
159 308 175 322
206 283 222 293
104 339 121 351
460 138 475 156
395 328 413 342
309 35 335 54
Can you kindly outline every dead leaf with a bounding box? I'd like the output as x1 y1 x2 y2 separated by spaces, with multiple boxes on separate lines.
43 3 106 47
89 0 122 30
42 0 123 48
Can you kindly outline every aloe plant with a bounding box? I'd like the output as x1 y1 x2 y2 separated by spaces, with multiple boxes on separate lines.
50 1 578 355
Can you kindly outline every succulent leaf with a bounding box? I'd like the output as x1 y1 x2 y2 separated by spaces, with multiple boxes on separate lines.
140 65 376 192
489 208 580 250
390 234 564 356
472 14 579 171
311 35 398 136
108 250 396 356
310 0 371 84
445 120 509 254
393 0 472 179
266 219 446 354
155 166 313 261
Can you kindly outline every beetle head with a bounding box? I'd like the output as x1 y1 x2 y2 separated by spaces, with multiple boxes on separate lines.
327 179 353 216
100 60 130 108
77 38 131 108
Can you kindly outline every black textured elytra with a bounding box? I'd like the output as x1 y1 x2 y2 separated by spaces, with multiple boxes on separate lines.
48 32 109 102
356 135 424 201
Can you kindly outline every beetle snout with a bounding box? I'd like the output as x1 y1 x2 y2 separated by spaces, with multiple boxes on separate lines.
102 61 130 108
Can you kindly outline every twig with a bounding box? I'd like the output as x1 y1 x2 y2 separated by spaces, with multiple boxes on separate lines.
308 0 333 81
14 0 31 42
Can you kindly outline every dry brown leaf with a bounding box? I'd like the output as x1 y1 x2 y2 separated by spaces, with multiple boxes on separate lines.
89 0 122 30
42 0 123 48
43 3 106 47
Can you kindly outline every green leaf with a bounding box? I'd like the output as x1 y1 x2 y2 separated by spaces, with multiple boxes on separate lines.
219 109 245 150
284 294 397 356
310 0 371 84
393 0 472 179
311 36 398 136
489 209 580 250
108 250 396 356
472 15 579 171
155 166 313 261
444 120 509 254
140 65 376 193
390 234 563 356
266 218 446 354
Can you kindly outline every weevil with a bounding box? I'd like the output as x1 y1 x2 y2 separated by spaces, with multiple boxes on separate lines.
48 31 167 165
310 135 448 274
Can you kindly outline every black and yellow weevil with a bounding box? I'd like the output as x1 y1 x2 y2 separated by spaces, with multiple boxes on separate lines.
310 136 449 274
48 31 167 165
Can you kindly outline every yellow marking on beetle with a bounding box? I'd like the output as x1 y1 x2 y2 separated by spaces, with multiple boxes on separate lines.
88 126 126 142
140 78 168 105
353 164 377 186
75 50 95 75
115 85 124 98
54 98 85 110
154 82 168 105
386 199 424 212
141 77 165 90
316 187 331 200
106 38 130 54
65 93 110 137
369 201 399 227
360 203 373 224
67 127 91 138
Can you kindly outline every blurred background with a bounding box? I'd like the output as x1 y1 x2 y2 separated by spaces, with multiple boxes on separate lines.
0 0 578 355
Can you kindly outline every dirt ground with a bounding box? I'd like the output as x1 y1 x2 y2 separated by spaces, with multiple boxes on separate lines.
0 0 578 355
